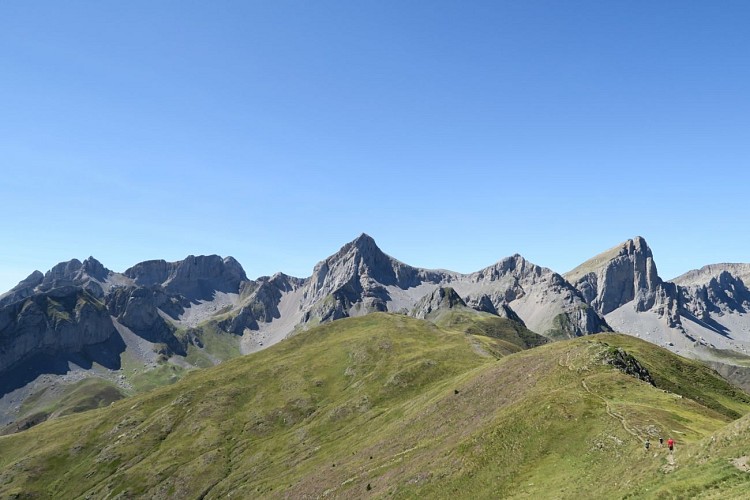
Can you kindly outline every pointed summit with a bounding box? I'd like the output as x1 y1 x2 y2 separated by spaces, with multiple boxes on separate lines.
352 232 377 248
335 233 385 264
81 256 110 282
319 233 402 286
411 287 467 319
565 237 663 315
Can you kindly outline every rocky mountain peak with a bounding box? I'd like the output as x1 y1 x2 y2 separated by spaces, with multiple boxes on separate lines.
42 259 83 287
124 254 248 301
327 233 389 270
350 232 378 252
411 287 467 319
312 234 407 289
565 237 664 315
9 271 44 293
672 263 750 288
81 257 110 282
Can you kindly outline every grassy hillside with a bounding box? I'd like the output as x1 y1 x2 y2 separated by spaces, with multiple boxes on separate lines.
0 378 126 436
429 307 549 357
0 313 749 498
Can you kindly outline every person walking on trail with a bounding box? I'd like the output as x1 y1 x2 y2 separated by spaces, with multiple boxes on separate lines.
659 437 663 447
644 439 650 451
667 438 674 452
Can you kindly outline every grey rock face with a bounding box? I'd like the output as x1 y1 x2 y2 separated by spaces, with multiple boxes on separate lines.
39 257 112 298
0 251 250 371
411 287 466 319
10 270 44 293
460 255 610 338
566 237 662 315
125 255 247 300
678 271 750 320
301 234 444 322
0 287 116 371
0 271 44 308
220 273 305 334
672 263 750 288
566 237 681 327
0 257 114 307
124 259 172 287
105 286 186 354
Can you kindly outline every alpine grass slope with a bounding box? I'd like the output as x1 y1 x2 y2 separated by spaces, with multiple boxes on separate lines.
1 312 749 498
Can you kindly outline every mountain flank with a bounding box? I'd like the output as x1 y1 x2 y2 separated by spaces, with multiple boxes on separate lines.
1 314 748 498
1 233 750 429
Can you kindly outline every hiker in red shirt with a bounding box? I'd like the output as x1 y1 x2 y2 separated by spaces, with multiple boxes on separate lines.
667 438 674 452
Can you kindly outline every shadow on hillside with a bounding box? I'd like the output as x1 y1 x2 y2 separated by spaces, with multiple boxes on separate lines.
681 311 733 338
0 333 126 398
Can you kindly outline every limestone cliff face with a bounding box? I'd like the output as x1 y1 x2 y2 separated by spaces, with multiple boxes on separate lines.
220 273 305 334
565 237 665 315
105 286 189 354
288 236 610 338
676 269 750 320
565 238 750 335
301 234 445 322
40 257 113 298
410 287 466 319
0 257 112 307
5 233 750 376
0 252 251 372
0 271 44 308
125 255 247 300
0 287 116 371
456 255 610 338
564 237 683 330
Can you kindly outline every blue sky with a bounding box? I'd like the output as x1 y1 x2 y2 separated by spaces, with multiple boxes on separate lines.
1 1 749 291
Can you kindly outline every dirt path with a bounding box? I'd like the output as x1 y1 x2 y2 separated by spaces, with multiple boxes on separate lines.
581 379 640 439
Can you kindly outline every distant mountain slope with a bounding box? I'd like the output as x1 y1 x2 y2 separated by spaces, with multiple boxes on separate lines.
673 263 750 287
0 314 748 498
2 233 750 429
565 236 672 317
564 238 750 368
223 234 610 344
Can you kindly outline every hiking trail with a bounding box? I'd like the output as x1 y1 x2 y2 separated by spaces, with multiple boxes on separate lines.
581 379 640 439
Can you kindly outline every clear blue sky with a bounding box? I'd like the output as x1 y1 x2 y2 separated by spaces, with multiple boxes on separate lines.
2 1 749 292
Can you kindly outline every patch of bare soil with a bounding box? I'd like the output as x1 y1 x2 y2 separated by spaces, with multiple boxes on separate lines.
731 456 750 472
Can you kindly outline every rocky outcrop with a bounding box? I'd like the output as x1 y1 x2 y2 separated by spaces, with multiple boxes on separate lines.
0 287 117 371
672 263 750 288
602 345 655 386
565 237 681 327
678 271 750 320
411 287 466 319
220 273 305 334
566 237 663 314
39 257 113 298
0 271 44 308
300 234 445 322
106 286 186 354
455 255 610 338
125 255 247 301
0 257 113 307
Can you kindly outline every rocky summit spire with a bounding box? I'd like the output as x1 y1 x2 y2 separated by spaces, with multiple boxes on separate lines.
565 237 663 315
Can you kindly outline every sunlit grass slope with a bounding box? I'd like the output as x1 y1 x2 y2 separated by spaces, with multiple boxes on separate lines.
0 313 749 499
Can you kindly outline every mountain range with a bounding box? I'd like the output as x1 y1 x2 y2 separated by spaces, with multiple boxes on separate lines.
1 234 749 430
